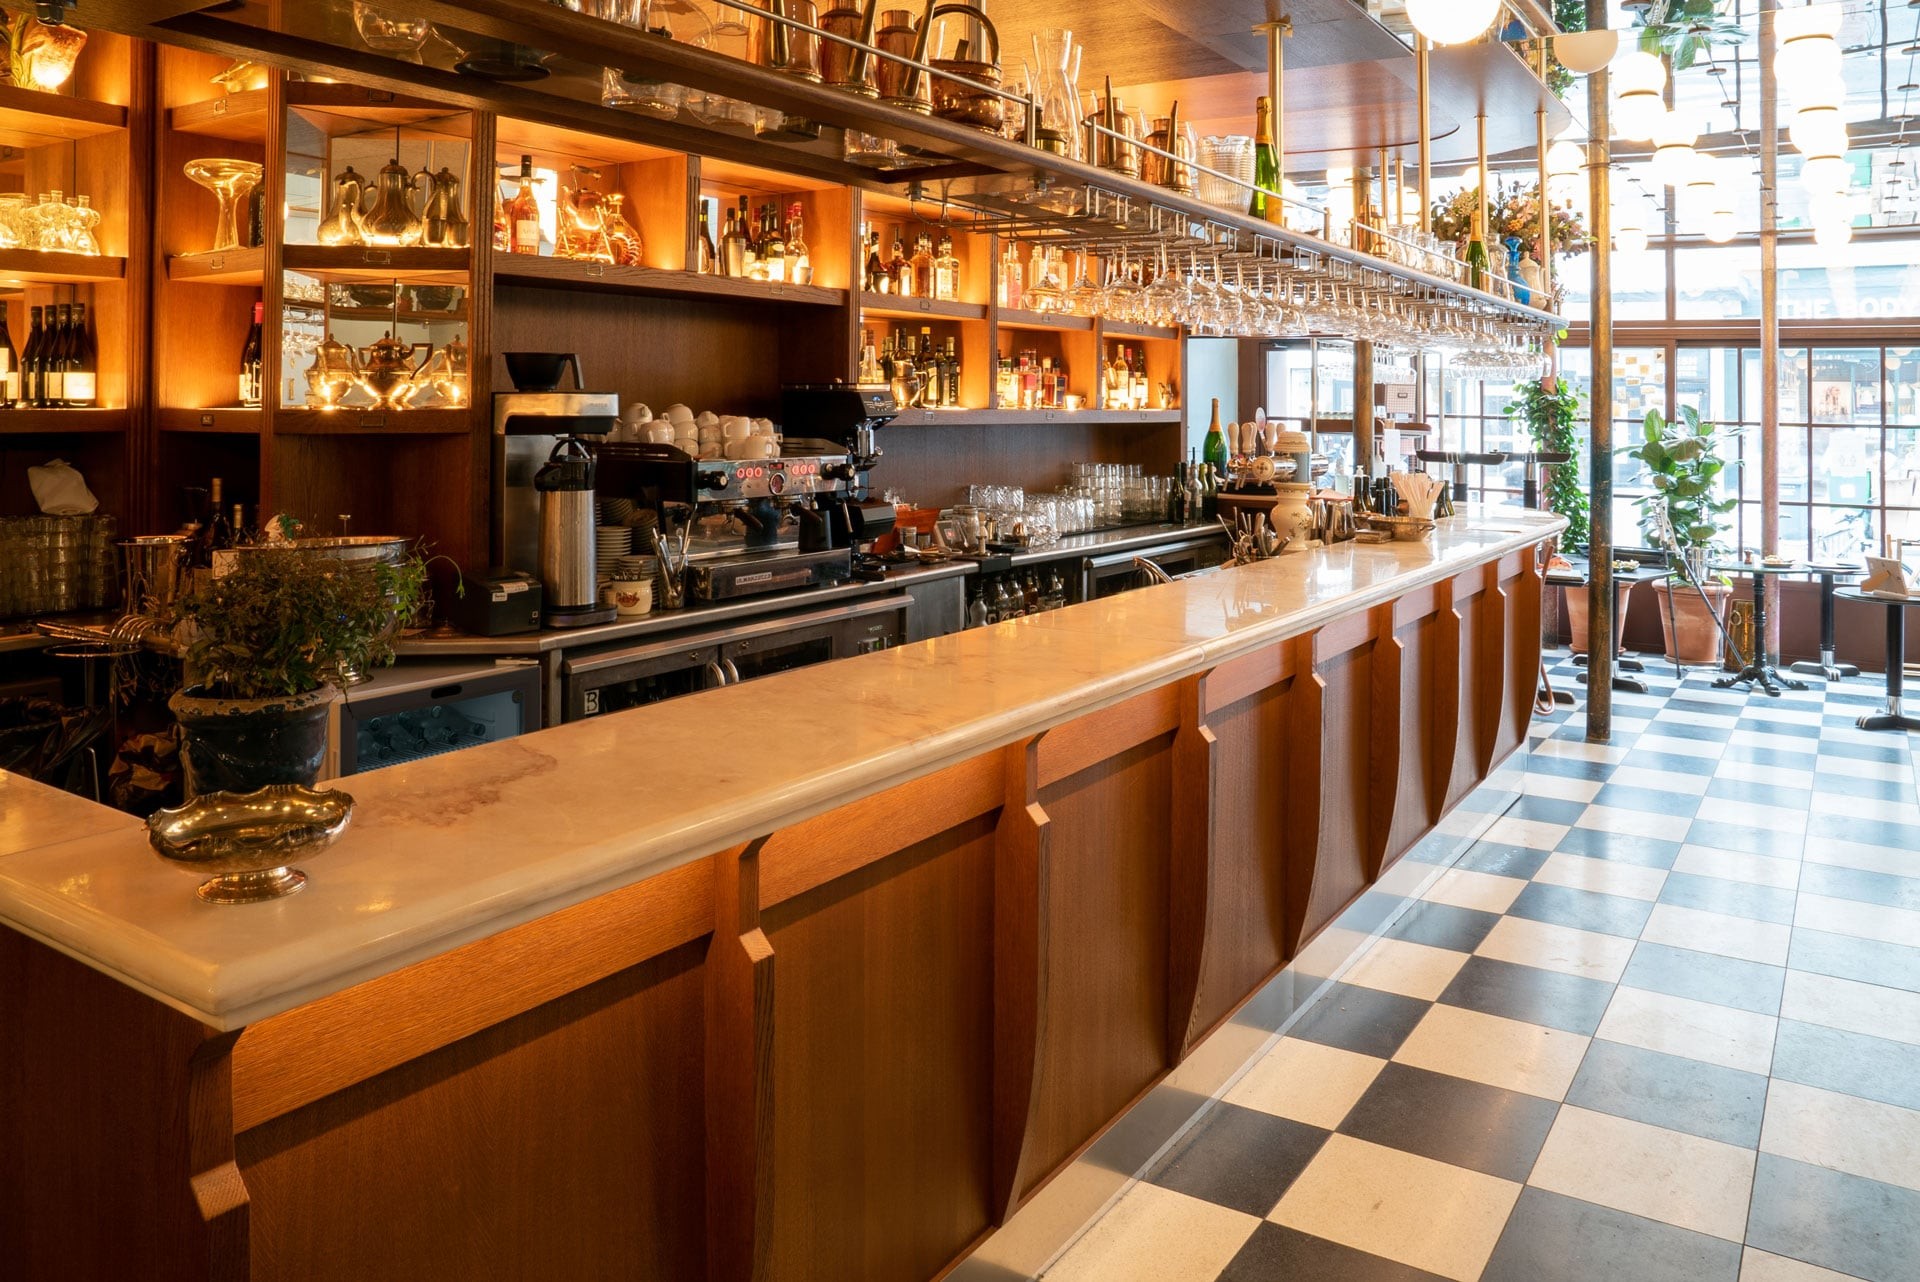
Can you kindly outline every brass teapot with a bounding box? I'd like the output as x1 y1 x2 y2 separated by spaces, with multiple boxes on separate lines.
414 165 469 249
354 331 431 410
416 335 470 408
306 331 360 408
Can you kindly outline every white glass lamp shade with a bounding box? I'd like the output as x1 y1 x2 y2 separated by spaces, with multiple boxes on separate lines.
1790 105 1848 157
1705 208 1738 243
1650 114 1699 188
1546 139 1585 177
1789 67 1846 113
1776 32 1841 88
1681 157 1722 221
1612 52 1667 141
1406 0 1501 46
1807 189 1857 229
1615 222 1649 254
1613 50 1667 95
1553 29 1621 75
1775 3 1844 43
1801 151 1851 195
1815 218 1853 247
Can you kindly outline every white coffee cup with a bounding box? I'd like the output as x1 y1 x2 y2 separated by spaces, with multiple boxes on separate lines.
610 578 652 617
644 423 675 444
665 403 694 426
623 403 654 427
722 416 754 439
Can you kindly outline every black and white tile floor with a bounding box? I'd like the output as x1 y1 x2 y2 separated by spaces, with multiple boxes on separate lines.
966 652 1920 1282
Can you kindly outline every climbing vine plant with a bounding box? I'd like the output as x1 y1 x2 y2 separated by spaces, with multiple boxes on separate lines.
1508 373 1590 551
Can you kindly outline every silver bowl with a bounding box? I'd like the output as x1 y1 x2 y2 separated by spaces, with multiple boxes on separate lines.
147 784 354 905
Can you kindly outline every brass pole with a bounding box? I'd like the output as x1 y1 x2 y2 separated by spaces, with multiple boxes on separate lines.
1537 106 1554 310
1256 17 1292 187
1585 0 1615 740
1417 35 1433 233
1477 112 1490 222
1760 3 1782 650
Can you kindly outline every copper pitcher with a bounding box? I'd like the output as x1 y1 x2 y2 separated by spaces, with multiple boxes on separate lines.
874 1 935 111
757 0 822 82
926 1 1003 131
1142 102 1195 195
820 0 881 96
1084 78 1138 177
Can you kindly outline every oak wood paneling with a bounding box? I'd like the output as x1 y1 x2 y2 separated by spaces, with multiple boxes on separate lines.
762 817 996 1282
1297 614 1380 948
1379 586 1448 875
237 942 708 1282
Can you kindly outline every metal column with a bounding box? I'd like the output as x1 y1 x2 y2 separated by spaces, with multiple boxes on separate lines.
1760 4 1782 653
1417 36 1433 232
1585 0 1615 741
1257 17 1292 183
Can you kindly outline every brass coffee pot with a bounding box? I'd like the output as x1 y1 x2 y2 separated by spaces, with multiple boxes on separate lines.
354 332 431 410
414 165 469 249
306 331 359 408
361 157 424 246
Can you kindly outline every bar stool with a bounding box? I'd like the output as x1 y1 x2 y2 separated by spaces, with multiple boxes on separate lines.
1834 588 1920 732
1790 563 1863 682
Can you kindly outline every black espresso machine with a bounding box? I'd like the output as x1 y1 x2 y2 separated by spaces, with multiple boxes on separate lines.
594 384 900 603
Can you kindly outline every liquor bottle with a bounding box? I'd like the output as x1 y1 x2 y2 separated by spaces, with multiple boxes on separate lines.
1466 200 1490 292
891 231 914 296
761 205 787 283
238 300 264 408
1022 572 1040 615
1130 348 1149 408
1046 567 1066 611
505 154 542 256
64 302 95 407
20 306 42 407
786 203 812 286
943 336 961 407
43 304 69 406
0 308 17 407
230 503 248 544
736 197 757 276
1185 449 1203 521
1201 449 1219 520
720 207 749 277
1249 95 1282 224
910 231 933 298
998 240 1023 310
865 229 888 294
697 204 717 274
1203 397 1229 478
933 229 959 301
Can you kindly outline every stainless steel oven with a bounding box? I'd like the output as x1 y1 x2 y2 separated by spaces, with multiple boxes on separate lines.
562 594 910 721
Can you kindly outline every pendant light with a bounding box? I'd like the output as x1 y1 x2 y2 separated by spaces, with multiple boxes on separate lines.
1790 104 1849 158
1815 218 1854 247
1405 0 1501 47
1650 112 1699 188
1546 139 1585 177
1615 204 1649 254
1801 148 1851 196
1681 155 1722 222
1775 3 1843 87
1705 208 1738 243
1612 51 1668 142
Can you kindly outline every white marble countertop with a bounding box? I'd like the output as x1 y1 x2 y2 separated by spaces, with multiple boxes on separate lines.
0 508 1562 1030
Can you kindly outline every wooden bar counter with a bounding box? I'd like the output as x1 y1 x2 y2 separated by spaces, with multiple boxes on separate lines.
0 509 1559 1282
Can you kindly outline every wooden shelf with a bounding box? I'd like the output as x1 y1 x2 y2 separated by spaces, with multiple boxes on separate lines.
283 81 468 139
168 246 265 284
282 245 471 282
0 407 127 435
493 115 680 169
274 407 473 435
168 89 268 142
889 408 1181 428
0 249 125 285
326 305 469 323
858 294 986 322
0 86 126 148
158 407 263 434
491 253 846 306
997 309 1094 333
1101 319 1180 341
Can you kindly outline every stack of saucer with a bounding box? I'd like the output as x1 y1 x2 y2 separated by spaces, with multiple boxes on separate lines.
596 524 634 578
601 497 635 526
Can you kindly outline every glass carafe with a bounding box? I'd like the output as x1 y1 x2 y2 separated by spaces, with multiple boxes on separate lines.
69 194 101 256
317 165 368 247
556 183 615 263
360 157 423 247
602 193 643 266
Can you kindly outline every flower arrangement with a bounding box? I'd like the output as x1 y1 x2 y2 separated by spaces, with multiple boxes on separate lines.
1430 182 1591 259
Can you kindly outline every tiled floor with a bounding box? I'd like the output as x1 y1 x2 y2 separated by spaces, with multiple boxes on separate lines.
1020 654 1920 1282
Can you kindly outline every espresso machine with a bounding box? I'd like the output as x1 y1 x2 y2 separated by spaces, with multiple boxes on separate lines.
782 383 899 571
491 352 620 626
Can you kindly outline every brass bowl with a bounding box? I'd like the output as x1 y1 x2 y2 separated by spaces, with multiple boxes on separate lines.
147 784 354 905
1363 514 1438 543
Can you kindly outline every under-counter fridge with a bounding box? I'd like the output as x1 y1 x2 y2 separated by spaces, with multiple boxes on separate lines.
324 660 542 779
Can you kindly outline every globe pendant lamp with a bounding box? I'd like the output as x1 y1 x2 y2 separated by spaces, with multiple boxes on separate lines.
1790 104 1848 158
1615 205 1649 255
1682 156 1722 223
1815 218 1853 247
1775 3 1844 87
1705 208 1738 243
1405 0 1500 46
1547 139 1585 177
1650 112 1699 188
1801 148 1850 196
1612 52 1668 142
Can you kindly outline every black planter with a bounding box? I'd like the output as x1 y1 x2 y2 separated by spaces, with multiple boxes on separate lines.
169 686 333 797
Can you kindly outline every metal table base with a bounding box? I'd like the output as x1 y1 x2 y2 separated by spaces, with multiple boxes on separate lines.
1790 567 1863 682
1713 563 1807 697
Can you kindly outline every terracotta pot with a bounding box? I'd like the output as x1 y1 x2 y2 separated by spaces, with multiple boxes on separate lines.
1650 579 1731 666
1562 582 1628 656
169 685 334 798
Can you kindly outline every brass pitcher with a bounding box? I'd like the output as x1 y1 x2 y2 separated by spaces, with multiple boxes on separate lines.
354 332 431 410
926 1 1003 131
1084 77 1139 177
317 165 368 247
413 165 470 249
1142 102 1195 195
360 157 424 247
416 335 470 408
874 2 935 111
820 0 881 96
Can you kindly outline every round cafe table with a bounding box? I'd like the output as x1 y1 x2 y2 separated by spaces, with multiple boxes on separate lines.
1711 559 1808 697
1835 588 1920 733
1790 563 1865 682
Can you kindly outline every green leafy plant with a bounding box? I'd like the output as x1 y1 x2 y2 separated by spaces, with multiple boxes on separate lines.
1507 374 1588 551
1621 406 1738 573
170 548 428 701
1631 0 1745 71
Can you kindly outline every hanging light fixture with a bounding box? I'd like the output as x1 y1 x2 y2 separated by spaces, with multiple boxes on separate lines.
1775 4 1844 89
1790 104 1849 157
1546 139 1585 177
1650 112 1700 188
1615 203 1649 254
1801 146 1851 196
1815 218 1854 246
1705 207 1739 243
1682 155 1722 222
1613 51 1668 141
1405 0 1501 47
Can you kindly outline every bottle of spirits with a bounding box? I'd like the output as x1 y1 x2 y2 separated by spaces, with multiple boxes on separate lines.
43 304 69 406
761 205 787 284
933 229 959 301
0 307 18 407
238 300 263 407
1130 348 1149 408
865 229 888 294
64 302 95 407
1466 199 1490 292
1250 95 1282 223
20 306 42 407
910 230 934 298
505 155 542 256
207 476 233 552
737 198 757 276
891 231 914 296
230 502 249 545
720 207 749 277
998 240 1023 310
786 203 812 286
943 337 961 407
697 204 717 274
1022 572 1041 614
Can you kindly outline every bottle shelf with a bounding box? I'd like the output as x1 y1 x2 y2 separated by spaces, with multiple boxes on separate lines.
273 407 474 435
167 246 266 285
158 407 264 434
0 250 126 285
0 407 128 435
889 407 1182 428
858 294 986 322
325 305 470 324
168 88 268 142
997 309 1094 333
281 245 471 282
0 85 127 147
491 253 846 306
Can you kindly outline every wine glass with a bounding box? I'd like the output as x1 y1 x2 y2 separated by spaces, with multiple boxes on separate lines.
184 158 264 253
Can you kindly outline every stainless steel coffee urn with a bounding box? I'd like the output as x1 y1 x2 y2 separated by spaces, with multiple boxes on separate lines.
534 437 615 627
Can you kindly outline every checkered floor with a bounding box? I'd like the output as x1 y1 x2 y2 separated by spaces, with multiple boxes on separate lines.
1037 653 1920 1282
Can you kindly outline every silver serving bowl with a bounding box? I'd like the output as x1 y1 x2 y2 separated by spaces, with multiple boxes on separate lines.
147 784 354 905
229 536 410 565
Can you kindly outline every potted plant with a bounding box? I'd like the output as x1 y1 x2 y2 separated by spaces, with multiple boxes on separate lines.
1623 406 1737 665
1508 372 1602 648
167 546 427 795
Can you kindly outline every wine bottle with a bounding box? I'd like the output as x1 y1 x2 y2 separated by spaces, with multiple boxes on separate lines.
1203 397 1229 480
208 477 232 551
43 304 69 407
20 306 42 408
761 205 787 284
697 204 717 274
238 300 263 408
736 197 756 275
0 308 18 408
506 155 542 256
1250 95 1283 223
1466 199 1490 292
786 202 812 286
64 302 95 407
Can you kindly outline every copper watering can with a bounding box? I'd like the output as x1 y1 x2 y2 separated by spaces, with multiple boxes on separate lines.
1084 76 1138 177
874 0 937 112
820 0 882 95
926 2 1003 131
758 0 824 82
1142 101 1194 195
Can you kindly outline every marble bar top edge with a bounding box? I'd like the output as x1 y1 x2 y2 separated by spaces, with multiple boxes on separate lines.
0 509 1563 1030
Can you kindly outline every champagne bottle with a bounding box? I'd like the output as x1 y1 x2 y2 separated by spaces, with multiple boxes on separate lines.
1250 95 1282 223
20 306 42 407
0 308 17 407
697 204 717 274
1466 199 1490 292
238 300 263 408
207 477 233 551
43 304 69 406
64 302 95 407
1203 397 1229 479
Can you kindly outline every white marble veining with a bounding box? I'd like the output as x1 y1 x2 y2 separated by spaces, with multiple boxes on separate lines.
0 509 1561 1030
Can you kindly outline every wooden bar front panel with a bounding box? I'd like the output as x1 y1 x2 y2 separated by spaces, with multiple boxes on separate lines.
0 543 1553 1282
